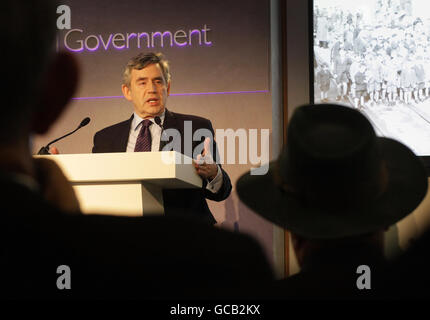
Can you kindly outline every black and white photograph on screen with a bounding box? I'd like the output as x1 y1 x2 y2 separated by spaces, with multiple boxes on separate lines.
313 0 430 155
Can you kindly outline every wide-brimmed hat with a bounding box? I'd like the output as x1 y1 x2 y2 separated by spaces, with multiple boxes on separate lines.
237 104 428 239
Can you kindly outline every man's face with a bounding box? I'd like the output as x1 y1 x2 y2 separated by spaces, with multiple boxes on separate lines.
122 63 170 119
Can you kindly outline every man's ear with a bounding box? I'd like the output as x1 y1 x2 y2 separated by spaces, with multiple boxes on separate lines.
122 84 132 101
31 51 79 134
167 81 171 96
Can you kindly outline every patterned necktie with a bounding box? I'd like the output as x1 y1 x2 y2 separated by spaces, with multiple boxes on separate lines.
134 119 152 152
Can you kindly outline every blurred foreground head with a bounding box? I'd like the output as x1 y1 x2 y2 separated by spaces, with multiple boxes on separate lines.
237 104 428 240
1 0 78 144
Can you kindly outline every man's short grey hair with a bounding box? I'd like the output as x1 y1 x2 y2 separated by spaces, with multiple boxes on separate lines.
122 52 171 87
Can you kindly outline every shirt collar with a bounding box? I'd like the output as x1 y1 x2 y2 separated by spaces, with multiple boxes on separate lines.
132 110 166 131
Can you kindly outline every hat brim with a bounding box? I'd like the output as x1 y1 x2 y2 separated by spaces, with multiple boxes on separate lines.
237 137 428 239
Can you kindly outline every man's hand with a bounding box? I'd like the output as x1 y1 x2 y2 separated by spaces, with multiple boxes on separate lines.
193 137 218 181
50 146 60 154
33 157 80 213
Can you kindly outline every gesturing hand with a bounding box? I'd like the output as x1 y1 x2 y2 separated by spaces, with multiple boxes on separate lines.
50 146 60 154
193 137 218 181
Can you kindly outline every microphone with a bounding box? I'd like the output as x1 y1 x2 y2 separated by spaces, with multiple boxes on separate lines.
155 116 168 149
154 116 163 130
37 117 91 155
154 116 165 136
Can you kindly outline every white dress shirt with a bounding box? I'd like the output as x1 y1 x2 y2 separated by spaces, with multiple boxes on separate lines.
126 111 223 193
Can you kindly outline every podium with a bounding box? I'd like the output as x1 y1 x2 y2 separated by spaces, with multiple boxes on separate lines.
35 151 202 216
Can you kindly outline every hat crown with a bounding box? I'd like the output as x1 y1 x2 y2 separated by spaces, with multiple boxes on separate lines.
280 105 384 211
292 106 373 160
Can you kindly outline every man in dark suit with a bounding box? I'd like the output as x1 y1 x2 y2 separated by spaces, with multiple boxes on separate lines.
92 52 231 224
1 0 273 299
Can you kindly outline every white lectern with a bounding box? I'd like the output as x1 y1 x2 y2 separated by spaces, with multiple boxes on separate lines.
35 151 202 216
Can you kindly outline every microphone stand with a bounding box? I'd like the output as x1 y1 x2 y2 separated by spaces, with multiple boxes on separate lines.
37 118 91 155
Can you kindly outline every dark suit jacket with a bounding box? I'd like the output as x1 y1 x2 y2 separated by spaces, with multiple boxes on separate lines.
381 230 430 299
92 109 232 224
267 244 388 300
0 175 273 299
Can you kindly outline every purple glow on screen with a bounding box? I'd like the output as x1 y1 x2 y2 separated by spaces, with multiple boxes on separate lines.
72 90 269 100
85 35 100 51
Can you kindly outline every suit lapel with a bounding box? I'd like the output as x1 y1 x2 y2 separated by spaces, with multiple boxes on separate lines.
159 109 180 151
114 115 133 152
